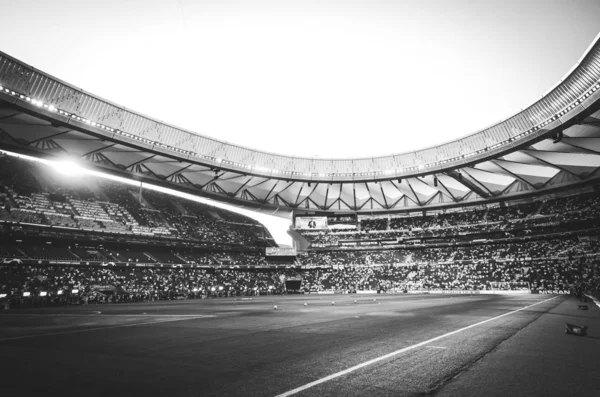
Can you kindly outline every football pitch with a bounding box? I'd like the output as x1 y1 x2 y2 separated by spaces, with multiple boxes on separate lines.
1 294 598 397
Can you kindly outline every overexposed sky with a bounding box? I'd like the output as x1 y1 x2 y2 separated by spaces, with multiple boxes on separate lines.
2 0 599 159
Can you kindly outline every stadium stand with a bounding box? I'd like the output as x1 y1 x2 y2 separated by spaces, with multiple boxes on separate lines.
1 154 599 306
0 155 273 247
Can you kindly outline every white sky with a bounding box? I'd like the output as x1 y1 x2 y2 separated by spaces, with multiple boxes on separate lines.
2 0 599 159
2 1 599 247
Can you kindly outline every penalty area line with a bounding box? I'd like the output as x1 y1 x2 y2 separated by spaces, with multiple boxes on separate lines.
274 296 560 397
0 315 214 341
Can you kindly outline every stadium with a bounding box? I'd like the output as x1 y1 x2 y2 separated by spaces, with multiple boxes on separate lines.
1 2 600 396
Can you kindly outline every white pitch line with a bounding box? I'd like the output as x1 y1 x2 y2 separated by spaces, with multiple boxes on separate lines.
584 294 600 309
425 346 448 349
275 296 560 397
0 315 214 341
4 313 215 317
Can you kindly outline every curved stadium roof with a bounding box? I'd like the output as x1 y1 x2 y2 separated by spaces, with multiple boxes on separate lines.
1 33 600 213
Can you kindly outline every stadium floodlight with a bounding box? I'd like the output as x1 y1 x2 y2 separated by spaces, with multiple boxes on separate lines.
57 290 63 295
0 293 7 298
51 159 84 177
23 292 31 297
71 289 79 294
39 291 48 297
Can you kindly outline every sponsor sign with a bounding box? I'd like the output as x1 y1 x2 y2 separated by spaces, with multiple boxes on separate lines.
428 289 481 294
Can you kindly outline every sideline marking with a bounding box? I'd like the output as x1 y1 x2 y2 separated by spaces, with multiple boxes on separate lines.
2 313 215 317
275 296 560 397
584 294 600 309
0 315 214 341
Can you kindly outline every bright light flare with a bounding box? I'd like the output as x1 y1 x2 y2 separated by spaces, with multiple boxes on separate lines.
0 149 292 246
51 160 85 176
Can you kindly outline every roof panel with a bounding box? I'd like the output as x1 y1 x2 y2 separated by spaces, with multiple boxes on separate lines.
355 183 371 207
102 151 150 167
214 175 253 194
277 182 303 205
246 179 281 200
367 182 387 207
326 184 343 208
295 183 316 204
525 151 600 167
339 183 355 207
396 179 420 203
380 181 403 200
492 159 559 178
308 183 329 208
180 170 217 186
567 124 600 138
530 140 591 153
562 137 600 153
463 167 515 186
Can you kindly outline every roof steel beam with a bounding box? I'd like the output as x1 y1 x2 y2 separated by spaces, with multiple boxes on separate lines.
125 154 156 169
520 150 582 180
80 143 116 157
489 159 537 190
164 163 192 180
27 130 69 145
448 170 491 198
405 179 423 206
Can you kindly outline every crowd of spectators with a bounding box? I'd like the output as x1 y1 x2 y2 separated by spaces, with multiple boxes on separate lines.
0 240 269 266
0 156 272 247
299 191 600 247
2 235 598 304
1 254 597 304
0 265 288 304
2 154 599 306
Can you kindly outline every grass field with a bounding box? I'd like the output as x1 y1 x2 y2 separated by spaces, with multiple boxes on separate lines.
1 293 598 397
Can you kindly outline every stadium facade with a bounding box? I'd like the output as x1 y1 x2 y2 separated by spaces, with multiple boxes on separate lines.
1 33 600 218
